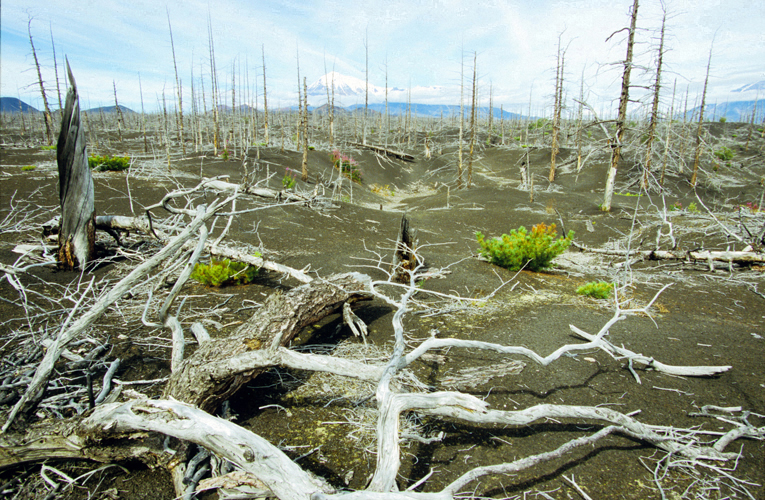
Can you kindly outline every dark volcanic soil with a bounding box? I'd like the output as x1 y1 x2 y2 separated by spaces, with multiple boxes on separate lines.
0 121 764 499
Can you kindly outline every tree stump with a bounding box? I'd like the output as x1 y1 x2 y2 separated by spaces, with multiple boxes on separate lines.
56 60 95 270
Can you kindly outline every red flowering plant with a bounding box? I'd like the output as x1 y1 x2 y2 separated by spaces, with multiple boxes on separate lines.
331 150 362 183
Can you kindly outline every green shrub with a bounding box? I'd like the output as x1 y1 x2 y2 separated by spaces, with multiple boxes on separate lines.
713 146 734 162
191 258 259 287
476 223 573 272
331 149 362 183
41 145 56 151
89 154 130 171
21 165 36 171
719 117 727 123
282 168 297 189
577 281 614 300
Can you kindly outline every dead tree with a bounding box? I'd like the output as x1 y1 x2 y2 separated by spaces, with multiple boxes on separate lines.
602 0 639 211
390 212 418 284
56 61 96 271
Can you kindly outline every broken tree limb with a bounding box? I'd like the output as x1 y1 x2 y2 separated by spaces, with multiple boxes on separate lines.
56 60 95 270
348 142 415 162
572 241 765 264
79 399 334 500
164 272 373 412
2 196 236 433
569 324 732 377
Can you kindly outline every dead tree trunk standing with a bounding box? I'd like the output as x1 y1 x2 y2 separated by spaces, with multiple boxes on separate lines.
641 9 666 190
602 0 639 212
262 45 270 146
28 18 54 145
167 10 185 156
549 36 565 182
302 77 309 182
691 44 713 187
113 81 124 145
467 52 477 189
56 61 95 271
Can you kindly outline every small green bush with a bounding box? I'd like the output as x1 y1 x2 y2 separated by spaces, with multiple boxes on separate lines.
476 223 573 272
89 154 130 171
719 117 727 123
713 146 734 162
577 281 614 300
22 165 36 171
191 258 259 287
41 145 56 151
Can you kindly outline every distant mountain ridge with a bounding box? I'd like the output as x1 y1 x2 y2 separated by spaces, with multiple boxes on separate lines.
679 99 764 122
0 98 136 115
1 97 39 113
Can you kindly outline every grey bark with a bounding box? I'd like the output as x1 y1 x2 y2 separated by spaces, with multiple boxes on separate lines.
56 60 96 271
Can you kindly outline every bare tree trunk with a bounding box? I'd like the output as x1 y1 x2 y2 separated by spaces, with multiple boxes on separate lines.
660 79 677 186
602 0 639 212
549 36 564 182
262 45 269 146
467 52 477 189
167 10 185 156
458 51 464 188
56 61 95 271
690 44 713 187
641 9 666 190
28 18 54 145
49 24 63 112
302 77 309 182
208 16 220 155
139 74 148 153
113 81 124 144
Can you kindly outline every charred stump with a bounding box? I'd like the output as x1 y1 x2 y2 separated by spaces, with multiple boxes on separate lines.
391 212 419 283
56 60 95 270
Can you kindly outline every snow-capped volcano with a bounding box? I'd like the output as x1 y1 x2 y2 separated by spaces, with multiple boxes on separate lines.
306 72 397 98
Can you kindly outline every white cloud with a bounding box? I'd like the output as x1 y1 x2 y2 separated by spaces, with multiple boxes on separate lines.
2 0 763 115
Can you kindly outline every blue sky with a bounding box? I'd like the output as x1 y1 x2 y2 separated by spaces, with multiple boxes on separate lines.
2 0 764 115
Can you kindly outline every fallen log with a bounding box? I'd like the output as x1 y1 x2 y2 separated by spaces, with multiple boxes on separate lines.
164 272 373 412
348 142 416 162
572 241 765 264
56 60 95 270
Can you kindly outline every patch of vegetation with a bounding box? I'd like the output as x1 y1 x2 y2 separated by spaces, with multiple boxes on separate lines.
88 154 130 171
370 183 395 196
21 165 36 171
41 145 56 151
476 223 573 272
221 149 230 161
719 117 727 123
332 150 362 183
713 146 734 162
576 281 614 300
669 202 699 213
282 168 297 189
735 201 761 214
191 257 260 287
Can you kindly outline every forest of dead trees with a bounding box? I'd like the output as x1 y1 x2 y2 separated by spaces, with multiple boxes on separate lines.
1 3 764 499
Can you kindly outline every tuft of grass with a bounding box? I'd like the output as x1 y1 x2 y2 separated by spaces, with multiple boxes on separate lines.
713 146 734 162
577 281 614 300
476 223 573 272
191 257 260 287
41 145 56 151
282 168 297 189
21 165 36 171
370 183 395 197
89 154 130 171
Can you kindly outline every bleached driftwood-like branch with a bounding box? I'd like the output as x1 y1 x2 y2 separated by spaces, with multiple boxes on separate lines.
2 193 236 433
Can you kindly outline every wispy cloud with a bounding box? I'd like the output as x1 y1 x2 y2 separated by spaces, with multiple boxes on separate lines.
2 0 763 114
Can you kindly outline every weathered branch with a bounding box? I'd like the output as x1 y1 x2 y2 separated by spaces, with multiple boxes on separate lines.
164 272 373 412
